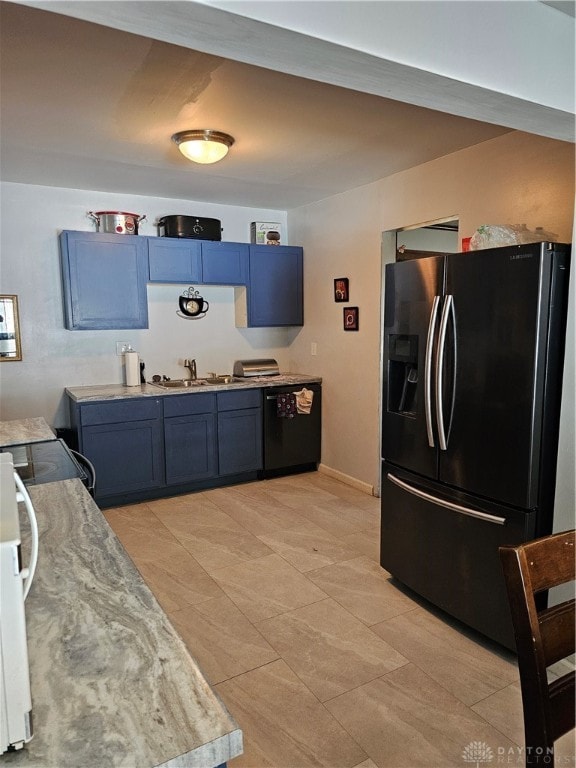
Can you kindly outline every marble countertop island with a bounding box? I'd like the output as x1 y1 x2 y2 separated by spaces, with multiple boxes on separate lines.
1 419 242 767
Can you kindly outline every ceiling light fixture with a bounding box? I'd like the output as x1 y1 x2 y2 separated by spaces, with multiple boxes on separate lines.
172 129 235 165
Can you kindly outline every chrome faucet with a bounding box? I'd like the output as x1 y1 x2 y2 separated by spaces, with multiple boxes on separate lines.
184 358 197 381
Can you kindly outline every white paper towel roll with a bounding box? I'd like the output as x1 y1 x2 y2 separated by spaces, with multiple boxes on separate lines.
125 350 140 387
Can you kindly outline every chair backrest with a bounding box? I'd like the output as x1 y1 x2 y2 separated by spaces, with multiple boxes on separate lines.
499 530 575 767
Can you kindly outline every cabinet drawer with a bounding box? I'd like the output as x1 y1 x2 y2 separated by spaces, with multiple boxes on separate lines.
163 393 216 418
80 398 161 426
217 389 261 411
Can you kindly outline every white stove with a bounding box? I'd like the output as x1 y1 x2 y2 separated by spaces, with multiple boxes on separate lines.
0 452 37 753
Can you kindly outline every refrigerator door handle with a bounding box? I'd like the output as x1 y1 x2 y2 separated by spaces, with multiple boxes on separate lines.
425 295 441 448
435 294 453 450
387 473 506 525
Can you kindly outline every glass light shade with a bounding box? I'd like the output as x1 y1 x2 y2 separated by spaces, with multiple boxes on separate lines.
172 130 234 165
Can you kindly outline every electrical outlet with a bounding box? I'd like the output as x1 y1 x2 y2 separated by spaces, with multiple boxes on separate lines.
116 342 129 356
311 342 317 356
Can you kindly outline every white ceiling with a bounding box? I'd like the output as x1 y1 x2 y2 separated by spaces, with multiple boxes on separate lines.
0 1 571 210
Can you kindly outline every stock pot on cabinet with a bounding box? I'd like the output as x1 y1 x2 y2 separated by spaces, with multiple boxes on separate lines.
88 211 146 235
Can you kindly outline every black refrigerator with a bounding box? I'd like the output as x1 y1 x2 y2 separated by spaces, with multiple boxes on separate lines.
380 241 571 649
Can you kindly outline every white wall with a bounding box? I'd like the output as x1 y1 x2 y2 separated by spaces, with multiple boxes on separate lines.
203 0 574 114
0 183 293 428
288 131 575 495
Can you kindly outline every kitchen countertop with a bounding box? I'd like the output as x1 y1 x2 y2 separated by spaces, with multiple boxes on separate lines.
0 417 56 446
1 419 242 768
66 374 322 403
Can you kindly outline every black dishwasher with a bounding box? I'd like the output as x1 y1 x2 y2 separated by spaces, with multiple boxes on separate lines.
261 384 321 478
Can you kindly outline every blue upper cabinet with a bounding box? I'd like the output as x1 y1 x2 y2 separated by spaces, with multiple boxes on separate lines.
148 238 202 283
60 232 303 329
60 231 149 330
247 245 303 326
148 238 248 285
201 241 248 285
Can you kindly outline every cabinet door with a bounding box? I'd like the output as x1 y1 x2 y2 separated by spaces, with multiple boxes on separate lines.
165 414 218 484
201 242 249 285
218 408 262 475
248 245 303 326
82 419 164 498
60 231 149 330
148 238 202 283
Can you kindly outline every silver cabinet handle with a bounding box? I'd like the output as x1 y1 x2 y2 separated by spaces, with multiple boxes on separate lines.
425 296 440 448
435 294 453 451
387 473 506 525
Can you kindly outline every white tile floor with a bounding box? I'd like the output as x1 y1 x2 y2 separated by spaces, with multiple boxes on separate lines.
104 472 575 768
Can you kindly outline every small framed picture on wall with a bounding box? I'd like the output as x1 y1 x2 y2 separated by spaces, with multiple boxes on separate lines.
343 306 359 331
334 278 349 302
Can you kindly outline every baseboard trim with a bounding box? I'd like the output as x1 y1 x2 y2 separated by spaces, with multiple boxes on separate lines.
318 464 375 496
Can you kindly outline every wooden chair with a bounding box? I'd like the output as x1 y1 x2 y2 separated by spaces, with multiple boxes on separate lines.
500 530 575 767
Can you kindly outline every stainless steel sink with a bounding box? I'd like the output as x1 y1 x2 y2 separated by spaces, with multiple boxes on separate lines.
149 379 200 388
149 377 240 389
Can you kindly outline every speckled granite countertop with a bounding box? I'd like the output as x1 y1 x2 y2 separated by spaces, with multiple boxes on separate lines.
0 417 55 445
1 419 242 767
66 374 321 403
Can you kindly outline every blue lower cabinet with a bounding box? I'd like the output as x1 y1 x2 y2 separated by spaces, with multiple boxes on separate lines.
82 419 164 497
60 231 149 330
74 398 164 500
217 390 262 475
165 414 218 484
70 390 264 503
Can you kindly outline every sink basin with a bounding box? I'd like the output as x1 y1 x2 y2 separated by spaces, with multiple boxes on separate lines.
149 377 240 389
150 379 201 388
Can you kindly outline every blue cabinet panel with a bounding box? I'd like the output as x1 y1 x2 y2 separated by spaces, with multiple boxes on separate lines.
165 413 218 484
82 419 164 496
60 231 149 330
80 399 161 426
148 238 202 283
217 389 261 411
201 242 248 285
163 393 216 418
248 246 303 327
218 407 262 475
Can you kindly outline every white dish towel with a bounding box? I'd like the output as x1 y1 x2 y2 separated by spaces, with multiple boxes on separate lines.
294 388 314 414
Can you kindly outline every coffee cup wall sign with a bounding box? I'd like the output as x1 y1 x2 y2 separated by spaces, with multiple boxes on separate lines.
177 287 210 319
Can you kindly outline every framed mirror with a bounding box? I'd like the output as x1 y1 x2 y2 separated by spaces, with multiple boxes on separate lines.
0 295 22 361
